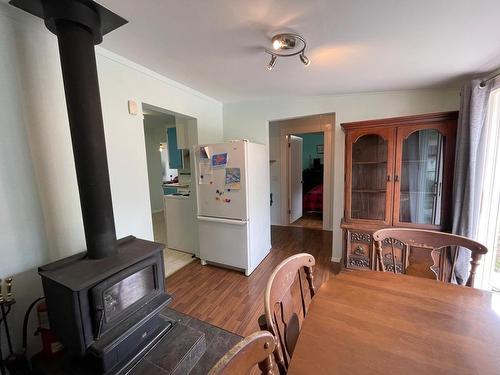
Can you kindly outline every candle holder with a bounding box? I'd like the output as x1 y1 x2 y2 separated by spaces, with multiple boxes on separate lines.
4 278 12 303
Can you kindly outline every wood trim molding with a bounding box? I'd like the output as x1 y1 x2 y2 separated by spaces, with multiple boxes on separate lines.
340 111 459 131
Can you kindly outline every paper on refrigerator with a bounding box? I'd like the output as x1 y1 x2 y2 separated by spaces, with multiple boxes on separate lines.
211 153 228 168
199 146 210 160
198 162 213 184
225 168 241 190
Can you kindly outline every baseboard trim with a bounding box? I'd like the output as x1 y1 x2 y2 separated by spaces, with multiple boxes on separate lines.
331 256 342 263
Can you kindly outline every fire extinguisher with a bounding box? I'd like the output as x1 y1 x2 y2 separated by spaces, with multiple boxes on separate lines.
36 301 64 358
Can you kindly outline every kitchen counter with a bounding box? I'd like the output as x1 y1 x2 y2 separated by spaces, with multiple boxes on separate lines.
164 193 191 199
163 183 190 188
163 183 190 196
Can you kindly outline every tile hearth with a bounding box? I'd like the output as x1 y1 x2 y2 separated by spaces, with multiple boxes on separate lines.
32 308 242 375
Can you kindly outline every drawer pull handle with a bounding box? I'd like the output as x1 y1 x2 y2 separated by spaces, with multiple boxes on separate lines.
353 246 365 256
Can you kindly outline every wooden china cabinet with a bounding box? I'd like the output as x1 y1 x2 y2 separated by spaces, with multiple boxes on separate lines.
341 112 458 276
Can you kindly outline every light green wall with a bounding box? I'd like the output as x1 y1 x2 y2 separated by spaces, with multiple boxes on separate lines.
299 132 324 170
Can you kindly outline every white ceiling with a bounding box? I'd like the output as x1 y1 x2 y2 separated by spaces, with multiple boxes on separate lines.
99 0 500 102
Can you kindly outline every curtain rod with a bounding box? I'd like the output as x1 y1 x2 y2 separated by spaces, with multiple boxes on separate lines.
479 70 500 87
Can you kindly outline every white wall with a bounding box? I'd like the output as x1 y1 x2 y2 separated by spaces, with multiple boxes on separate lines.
0 3 222 354
0 5 49 355
224 89 460 260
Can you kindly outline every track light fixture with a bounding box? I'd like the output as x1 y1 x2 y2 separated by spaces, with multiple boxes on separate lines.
267 55 277 70
265 33 310 70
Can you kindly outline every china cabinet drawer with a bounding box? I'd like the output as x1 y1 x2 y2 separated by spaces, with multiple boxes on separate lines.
345 230 373 270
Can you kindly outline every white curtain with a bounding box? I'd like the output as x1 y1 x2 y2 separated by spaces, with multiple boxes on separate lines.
452 78 500 284
406 130 443 224
476 89 500 290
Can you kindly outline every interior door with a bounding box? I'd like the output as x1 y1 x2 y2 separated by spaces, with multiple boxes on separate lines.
345 128 395 225
289 135 303 223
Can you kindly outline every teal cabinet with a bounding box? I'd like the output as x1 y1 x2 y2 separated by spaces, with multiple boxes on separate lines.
167 127 183 169
163 186 178 195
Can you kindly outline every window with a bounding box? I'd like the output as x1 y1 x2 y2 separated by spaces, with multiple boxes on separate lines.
477 88 500 291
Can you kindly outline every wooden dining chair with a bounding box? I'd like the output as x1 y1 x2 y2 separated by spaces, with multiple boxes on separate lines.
373 228 488 287
260 253 316 374
208 331 276 375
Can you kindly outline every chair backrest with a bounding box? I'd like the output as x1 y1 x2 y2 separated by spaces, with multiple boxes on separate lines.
208 331 276 375
264 253 316 373
373 228 488 287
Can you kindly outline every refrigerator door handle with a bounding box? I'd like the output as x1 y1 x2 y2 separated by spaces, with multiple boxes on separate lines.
197 216 248 225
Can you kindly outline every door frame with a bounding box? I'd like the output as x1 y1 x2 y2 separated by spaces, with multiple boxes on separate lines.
141 102 200 257
278 113 334 231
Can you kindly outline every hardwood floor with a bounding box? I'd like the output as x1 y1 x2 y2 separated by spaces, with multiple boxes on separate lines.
165 225 339 337
289 212 323 230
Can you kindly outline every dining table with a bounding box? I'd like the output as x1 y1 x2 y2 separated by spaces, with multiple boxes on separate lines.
287 271 500 374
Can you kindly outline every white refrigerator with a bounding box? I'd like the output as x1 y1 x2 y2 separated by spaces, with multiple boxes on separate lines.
194 140 271 276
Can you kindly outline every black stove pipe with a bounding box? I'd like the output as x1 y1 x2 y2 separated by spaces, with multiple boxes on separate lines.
10 0 128 259
56 19 117 260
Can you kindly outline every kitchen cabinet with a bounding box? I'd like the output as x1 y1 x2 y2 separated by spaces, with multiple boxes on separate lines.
167 127 183 169
341 111 458 273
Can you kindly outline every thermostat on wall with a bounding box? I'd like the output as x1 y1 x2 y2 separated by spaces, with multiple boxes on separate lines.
128 100 138 115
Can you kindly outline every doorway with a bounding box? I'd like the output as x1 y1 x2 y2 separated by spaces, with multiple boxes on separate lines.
288 132 325 229
269 113 334 231
142 103 198 277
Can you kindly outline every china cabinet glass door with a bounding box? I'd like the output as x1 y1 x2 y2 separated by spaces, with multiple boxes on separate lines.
394 125 452 228
347 129 394 224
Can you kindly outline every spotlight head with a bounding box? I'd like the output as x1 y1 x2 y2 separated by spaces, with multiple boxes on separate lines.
272 34 296 50
300 53 310 67
272 37 283 50
267 55 277 70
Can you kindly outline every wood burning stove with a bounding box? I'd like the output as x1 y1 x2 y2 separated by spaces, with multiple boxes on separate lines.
9 0 173 373
39 236 172 373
